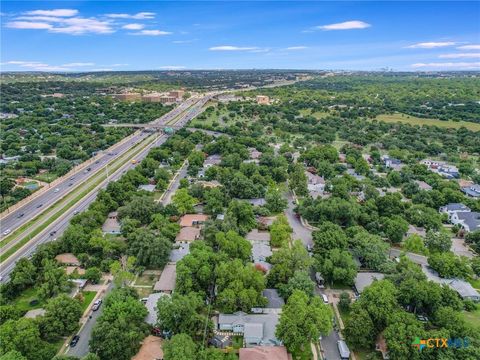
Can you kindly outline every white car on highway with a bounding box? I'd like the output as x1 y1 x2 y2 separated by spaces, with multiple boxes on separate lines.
54 188 60 193
2 229 11 236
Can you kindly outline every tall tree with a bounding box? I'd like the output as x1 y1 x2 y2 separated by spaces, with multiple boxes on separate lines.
276 290 332 352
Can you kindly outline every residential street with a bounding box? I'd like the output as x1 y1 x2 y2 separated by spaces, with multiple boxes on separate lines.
283 190 341 360
66 281 114 357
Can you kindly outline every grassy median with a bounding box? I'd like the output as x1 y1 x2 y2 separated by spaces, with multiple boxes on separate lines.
0 134 157 263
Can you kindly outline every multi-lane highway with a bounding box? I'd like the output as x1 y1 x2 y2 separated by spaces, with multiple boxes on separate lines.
0 96 200 237
0 95 210 281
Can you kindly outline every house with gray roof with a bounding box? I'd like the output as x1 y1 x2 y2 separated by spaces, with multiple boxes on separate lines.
144 292 169 325
448 279 480 302
354 272 385 294
252 243 272 271
138 184 156 192
102 211 121 235
462 184 480 198
169 242 190 263
217 311 281 347
439 203 471 220
262 289 284 309
450 211 480 232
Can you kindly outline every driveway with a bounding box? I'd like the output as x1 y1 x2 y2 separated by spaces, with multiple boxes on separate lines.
284 191 313 247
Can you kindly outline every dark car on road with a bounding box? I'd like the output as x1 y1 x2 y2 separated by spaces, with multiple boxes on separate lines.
70 335 80 347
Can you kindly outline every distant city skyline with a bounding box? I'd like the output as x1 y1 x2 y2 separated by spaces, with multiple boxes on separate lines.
1 1 479 72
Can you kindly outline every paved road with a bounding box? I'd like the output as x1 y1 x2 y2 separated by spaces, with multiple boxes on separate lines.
0 96 201 238
0 96 211 282
66 282 114 358
65 143 192 358
285 191 313 247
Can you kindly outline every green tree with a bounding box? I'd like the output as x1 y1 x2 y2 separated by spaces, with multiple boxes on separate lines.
312 222 348 256
156 293 211 340
344 303 375 349
358 280 398 331
38 259 70 300
428 252 472 278
268 240 312 287
265 185 287 213
425 230 452 253
319 248 358 285
276 290 333 353
172 188 196 215
278 271 315 299
40 294 82 340
163 334 197 360
0 350 27 360
224 200 257 235
384 311 425 360
9 258 36 292
351 232 388 271
382 216 409 243
85 267 102 284
403 235 428 255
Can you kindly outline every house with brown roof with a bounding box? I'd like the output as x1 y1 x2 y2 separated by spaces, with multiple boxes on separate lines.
179 214 208 227
132 336 164 360
153 263 176 294
55 253 80 266
239 346 289 360
175 226 201 243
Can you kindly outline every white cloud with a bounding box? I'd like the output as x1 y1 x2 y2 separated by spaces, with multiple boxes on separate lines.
122 23 145 30
439 53 480 59
457 44 480 50
130 30 172 36
173 39 197 44
106 12 155 19
407 42 456 49
411 62 480 69
6 21 52 29
285 46 308 50
48 17 114 34
62 62 95 67
209 45 260 51
25 9 78 17
158 66 186 70
316 20 371 31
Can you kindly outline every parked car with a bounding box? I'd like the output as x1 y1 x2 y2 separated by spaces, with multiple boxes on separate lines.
322 294 329 304
92 299 102 311
70 335 80 347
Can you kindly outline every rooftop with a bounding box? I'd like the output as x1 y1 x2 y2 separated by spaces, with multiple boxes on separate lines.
246 229 271 243
179 214 209 227
262 289 285 309
138 184 156 192
153 264 176 293
175 226 201 242
132 336 164 360
239 346 289 360
55 253 80 266
169 242 190 263
145 292 168 325
354 272 385 293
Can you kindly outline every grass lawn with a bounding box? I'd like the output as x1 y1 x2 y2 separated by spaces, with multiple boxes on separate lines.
462 308 480 332
356 349 382 360
467 278 480 289
15 287 46 312
232 336 244 349
135 273 158 287
135 287 153 299
79 291 97 313
34 172 58 183
299 109 330 119
338 306 352 324
291 343 313 360
375 113 480 131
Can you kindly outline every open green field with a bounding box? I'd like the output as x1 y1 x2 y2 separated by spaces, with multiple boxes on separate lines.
15 287 46 312
299 109 330 119
462 308 480 332
375 113 480 131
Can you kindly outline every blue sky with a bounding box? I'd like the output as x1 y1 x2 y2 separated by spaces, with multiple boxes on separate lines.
1 1 479 71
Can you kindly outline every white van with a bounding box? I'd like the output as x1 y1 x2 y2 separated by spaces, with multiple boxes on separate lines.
337 340 351 359
322 294 329 304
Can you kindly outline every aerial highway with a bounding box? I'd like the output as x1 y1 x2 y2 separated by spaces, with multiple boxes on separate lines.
0 95 211 281
0 96 200 237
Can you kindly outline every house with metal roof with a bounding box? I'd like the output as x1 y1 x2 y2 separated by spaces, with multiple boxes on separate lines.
153 263 176 294
439 203 471 220
217 311 281 347
450 211 480 232
252 243 273 271
462 184 480 198
354 272 385 294
448 279 480 302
